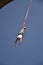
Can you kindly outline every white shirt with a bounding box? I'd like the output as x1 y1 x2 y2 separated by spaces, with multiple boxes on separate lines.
17 34 22 39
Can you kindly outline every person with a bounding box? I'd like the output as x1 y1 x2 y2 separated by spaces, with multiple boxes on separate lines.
14 26 26 46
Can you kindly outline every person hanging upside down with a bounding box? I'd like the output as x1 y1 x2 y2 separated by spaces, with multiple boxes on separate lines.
14 26 26 46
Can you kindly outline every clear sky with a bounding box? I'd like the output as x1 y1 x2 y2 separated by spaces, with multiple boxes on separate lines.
0 0 43 65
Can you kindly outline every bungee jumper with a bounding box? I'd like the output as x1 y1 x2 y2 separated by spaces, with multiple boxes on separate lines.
15 25 26 46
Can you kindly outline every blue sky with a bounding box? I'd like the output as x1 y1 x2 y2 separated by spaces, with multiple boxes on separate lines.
0 0 43 65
